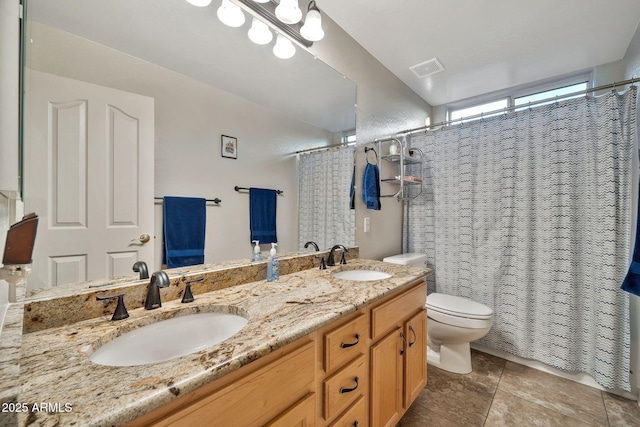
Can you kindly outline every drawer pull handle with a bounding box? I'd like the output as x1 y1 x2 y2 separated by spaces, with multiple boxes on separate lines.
340 376 359 393
340 334 360 349
400 332 407 355
409 325 417 347
354 422 359 427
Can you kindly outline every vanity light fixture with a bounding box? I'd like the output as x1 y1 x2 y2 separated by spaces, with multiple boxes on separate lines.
217 0 246 27
273 33 296 59
186 0 213 6
300 0 324 41
275 0 302 25
248 17 273 45
187 0 325 59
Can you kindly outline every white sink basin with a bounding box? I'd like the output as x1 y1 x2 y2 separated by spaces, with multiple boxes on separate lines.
89 312 248 366
332 270 392 281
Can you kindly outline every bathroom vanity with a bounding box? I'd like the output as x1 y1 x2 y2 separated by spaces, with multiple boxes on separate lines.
6 256 429 426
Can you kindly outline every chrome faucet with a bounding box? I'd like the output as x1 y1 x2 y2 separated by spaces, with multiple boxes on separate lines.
132 261 149 280
327 245 349 267
145 271 170 310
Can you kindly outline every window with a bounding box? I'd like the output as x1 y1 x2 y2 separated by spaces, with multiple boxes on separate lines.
449 99 509 123
446 74 591 126
342 131 356 144
514 81 588 110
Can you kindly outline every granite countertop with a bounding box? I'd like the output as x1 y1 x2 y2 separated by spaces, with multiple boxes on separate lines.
13 259 428 426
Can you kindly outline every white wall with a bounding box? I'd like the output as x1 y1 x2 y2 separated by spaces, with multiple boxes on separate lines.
308 16 432 260
26 21 335 268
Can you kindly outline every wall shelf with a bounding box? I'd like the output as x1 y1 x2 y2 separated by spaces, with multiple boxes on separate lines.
374 137 424 200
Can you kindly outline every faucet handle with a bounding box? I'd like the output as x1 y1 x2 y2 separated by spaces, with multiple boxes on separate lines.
340 251 347 265
96 293 129 321
182 277 203 303
315 255 327 270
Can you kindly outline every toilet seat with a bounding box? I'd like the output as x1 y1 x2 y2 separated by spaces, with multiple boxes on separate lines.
426 293 493 329
428 309 492 329
426 293 493 319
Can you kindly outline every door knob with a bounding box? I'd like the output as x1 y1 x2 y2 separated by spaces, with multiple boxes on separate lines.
131 233 151 244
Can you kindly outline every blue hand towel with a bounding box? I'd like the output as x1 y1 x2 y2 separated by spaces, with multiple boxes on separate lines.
163 196 206 268
250 188 278 244
362 163 381 210
622 187 640 296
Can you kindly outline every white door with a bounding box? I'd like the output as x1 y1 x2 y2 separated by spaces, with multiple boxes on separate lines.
24 70 154 290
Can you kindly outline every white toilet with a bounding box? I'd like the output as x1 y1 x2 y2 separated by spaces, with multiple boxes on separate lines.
383 253 494 375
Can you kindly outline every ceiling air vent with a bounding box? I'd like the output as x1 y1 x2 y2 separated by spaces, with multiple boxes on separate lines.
409 58 445 79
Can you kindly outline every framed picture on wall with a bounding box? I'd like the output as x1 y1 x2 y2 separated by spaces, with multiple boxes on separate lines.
221 135 237 159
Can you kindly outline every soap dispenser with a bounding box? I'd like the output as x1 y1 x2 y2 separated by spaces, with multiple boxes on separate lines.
252 240 262 262
267 243 279 282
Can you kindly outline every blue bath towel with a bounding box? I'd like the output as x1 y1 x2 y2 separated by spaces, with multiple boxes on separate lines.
163 196 206 268
250 188 277 244
622 188 640 297
362 163 381 210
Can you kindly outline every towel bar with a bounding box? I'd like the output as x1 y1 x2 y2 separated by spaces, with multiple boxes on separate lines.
154 197 221 204
234 186 283 195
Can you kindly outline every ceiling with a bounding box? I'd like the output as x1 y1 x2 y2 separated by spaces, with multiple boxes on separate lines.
27 0 356 133
319 0 640 106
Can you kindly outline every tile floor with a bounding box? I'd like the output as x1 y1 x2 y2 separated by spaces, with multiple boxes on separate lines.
398 350 640 426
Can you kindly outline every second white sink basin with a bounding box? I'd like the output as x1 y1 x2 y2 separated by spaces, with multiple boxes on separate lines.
90 312 248 367
332 269 392 281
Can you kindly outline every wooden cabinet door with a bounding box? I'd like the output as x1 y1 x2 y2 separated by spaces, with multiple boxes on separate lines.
370 327 403 427
266 393 316 427
404 309 427 408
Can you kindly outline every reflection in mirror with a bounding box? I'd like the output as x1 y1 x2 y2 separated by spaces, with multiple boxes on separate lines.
22 0 356 298
297 145 356 251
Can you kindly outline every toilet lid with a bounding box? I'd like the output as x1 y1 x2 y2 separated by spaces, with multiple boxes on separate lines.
426 293 493 319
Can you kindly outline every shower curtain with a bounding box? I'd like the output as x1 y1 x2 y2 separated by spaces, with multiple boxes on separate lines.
404 87 636 391
298 146 356 251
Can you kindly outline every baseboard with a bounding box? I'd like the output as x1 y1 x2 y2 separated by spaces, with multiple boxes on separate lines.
471 344 637 401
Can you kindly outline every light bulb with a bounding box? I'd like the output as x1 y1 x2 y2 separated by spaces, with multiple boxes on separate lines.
275 0 302 25
248 18 273 45
186 0 212 6
300 7 324 41
273 34 296 59
217 0 245 27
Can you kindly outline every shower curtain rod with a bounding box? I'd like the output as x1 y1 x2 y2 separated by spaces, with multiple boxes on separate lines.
398 77 640 136
293 141 356 155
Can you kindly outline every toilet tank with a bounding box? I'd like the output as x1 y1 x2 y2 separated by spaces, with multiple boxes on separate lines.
382 253 428 267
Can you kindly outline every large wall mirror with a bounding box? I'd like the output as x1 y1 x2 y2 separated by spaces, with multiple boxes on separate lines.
21 0 356 298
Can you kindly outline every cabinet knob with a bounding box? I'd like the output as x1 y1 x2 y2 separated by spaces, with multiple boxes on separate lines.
409 325 417 347
400 332 407 355
340 334 360 349
339 376 359 394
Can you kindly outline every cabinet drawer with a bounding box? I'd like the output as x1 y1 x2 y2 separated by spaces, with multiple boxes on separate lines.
371 281 426 340
328 395 367 427
324 314 368 373
323 355 367 421
163 341 315 426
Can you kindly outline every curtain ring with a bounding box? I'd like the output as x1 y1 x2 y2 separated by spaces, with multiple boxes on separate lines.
612 81 617 93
